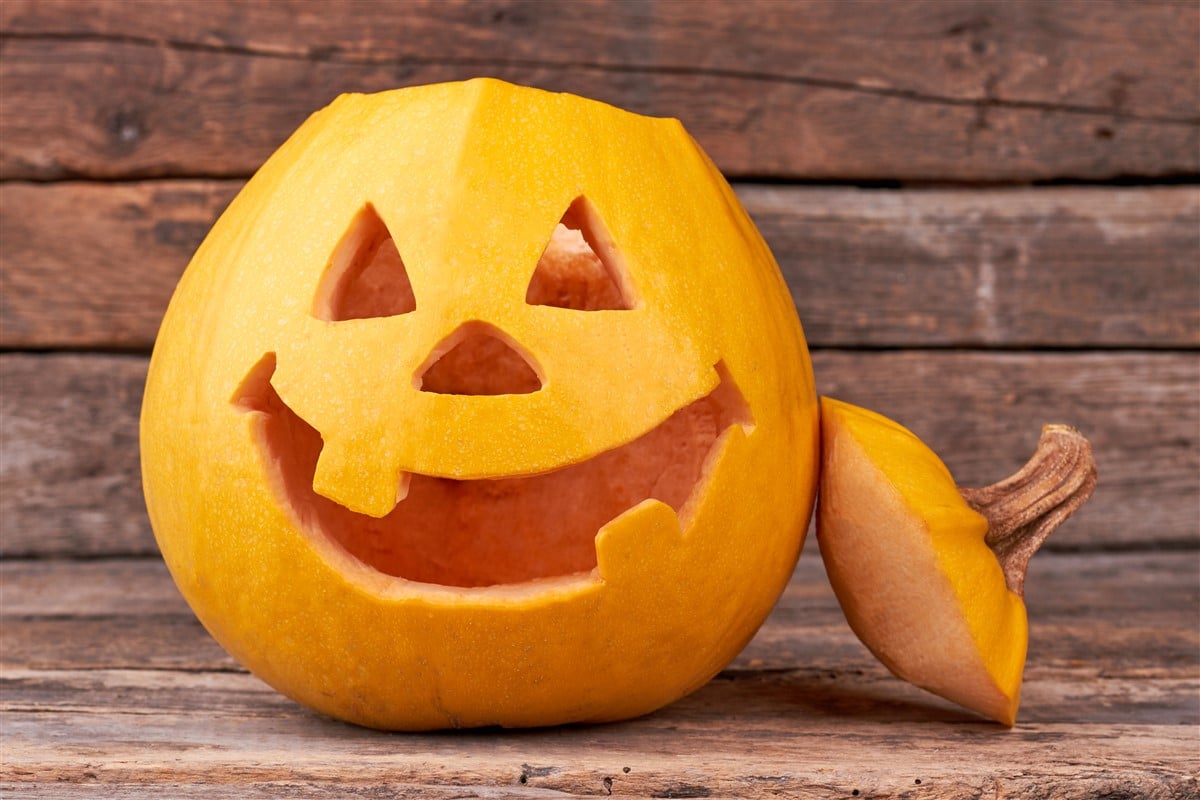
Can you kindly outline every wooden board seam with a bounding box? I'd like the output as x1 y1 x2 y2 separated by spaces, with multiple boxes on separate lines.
1 29 1197 127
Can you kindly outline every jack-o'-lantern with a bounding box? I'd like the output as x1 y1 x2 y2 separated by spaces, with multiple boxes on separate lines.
141 79 818 730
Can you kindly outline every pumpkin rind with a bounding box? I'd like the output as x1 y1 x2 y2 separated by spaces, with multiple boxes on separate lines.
141 79 817 729
817 398 1026 726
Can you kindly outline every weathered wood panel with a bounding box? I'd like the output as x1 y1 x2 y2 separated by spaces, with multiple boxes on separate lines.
3 643 1194 724
1 26 1195 182
0 554 1196 798
817 350 1200 523
751 186 1200 348
1 352 1195 558
4 0 1197 121
0 355 146 557
0 181 233 348
2 712 1193 799
4 554 1196 680
3 182 1196 349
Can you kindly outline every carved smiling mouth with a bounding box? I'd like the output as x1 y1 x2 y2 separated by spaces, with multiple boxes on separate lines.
235 357 751 588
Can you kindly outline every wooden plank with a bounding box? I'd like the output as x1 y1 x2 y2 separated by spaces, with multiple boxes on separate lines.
3 181 1197 349
2 352 1195 558
5 660 1196 726
4 0 1197 121
1 12 1196 182
1 712 1193 799
0 553 1196 797
0 354 147 558
748 186 1200 348
4 554 1197 679
4 787 532 800
0 182 234 349
0 786 528 800
815 350 1200 551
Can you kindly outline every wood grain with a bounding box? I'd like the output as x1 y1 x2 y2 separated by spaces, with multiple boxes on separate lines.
747 186 1200 348
4 554 1197 680
3 711 1192 799
4 0 1197 120
0 354 146 558
3 181 1196 349
0 3 1195 796
1 352 1195 558
2 2 1197 181
1 553 1196 798
0 181 233 349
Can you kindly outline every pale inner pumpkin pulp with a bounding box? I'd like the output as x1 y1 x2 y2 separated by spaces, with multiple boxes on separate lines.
234 215 749 588
237 359 749 588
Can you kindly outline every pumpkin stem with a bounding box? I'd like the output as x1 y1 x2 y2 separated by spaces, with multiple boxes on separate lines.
959 425 1097 597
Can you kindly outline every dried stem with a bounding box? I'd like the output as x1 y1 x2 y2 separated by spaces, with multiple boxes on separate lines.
959 425 1098 597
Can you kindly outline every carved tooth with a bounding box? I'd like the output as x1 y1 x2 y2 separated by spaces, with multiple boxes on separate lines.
312 438 406 519
594 499 682 584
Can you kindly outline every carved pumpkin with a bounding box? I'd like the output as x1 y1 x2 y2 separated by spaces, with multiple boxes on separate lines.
141 79 817 730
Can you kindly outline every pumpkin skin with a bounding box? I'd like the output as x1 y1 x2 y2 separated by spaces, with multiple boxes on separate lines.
141 79 817 730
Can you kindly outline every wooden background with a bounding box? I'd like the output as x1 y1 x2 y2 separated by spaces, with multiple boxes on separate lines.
1 1 1197 797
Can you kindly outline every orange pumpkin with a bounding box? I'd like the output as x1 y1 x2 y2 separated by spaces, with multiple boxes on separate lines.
141 79 817 729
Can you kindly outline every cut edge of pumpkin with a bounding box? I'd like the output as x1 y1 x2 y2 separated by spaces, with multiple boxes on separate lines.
233 353 752 592
817 397 1025 726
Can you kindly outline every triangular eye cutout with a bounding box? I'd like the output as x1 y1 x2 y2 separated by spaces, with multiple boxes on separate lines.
313 204 416 321
526 197 635 311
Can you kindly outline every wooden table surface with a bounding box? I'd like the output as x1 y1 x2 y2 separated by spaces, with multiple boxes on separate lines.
2 2 1198 797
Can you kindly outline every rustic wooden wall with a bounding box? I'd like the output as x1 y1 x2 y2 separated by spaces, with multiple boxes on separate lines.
3 0 1196 558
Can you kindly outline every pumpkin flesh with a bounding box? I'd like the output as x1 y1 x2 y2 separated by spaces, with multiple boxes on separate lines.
237 353 750 588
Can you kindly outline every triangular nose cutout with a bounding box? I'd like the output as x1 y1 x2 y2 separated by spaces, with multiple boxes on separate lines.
417 324 542 396
526 196 635 311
